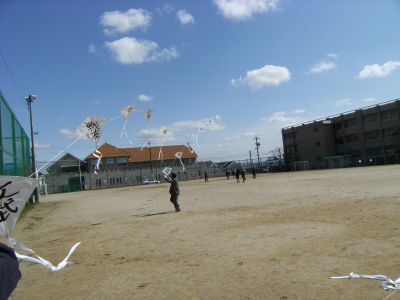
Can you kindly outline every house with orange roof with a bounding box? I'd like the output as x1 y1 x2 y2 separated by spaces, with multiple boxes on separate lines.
85 143 198 173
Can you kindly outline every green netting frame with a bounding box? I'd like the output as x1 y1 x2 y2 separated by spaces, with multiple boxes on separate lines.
0 92 32 176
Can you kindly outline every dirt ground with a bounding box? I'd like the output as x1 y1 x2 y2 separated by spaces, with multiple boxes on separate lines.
4 165 400 299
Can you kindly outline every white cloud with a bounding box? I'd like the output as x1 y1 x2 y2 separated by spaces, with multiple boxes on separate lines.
94 99 101 104
168 119 225 132
105 37 179 64
293 109 305 113
363 97 376 102
88 43 96 53
327 53 338 58
156 5 175 16
357 61 400 79
177 10 195 25
58 128 90 142
137 94 153 102
34 141 53 149
100 8 152 35
334 98 353 107
243 132 257 137
260 111 306 127
308 61 336 74
137 128 177 144
231 65 290 89
213 0 280 20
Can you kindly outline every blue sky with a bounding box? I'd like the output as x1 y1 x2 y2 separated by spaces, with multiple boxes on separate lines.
1 0 400 173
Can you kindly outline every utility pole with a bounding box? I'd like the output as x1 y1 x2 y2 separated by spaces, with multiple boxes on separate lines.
25 94 39 203
249 150 252 168
253 135 261 166
148 140 153 179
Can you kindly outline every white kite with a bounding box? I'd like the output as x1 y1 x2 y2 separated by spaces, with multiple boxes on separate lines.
185 142 194 153
332 272 400 291
119 104 138 145
76 115 108 174
0 176 80 271
192 134 199 145
175 152 185 171
141 108 155 151
162 167 172 176
158 127 170 160
142 108 154 128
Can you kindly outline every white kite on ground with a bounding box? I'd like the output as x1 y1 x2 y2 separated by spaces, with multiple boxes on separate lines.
0 176 80 271
76 114 108 174
119 104 138 145
332 272 400 291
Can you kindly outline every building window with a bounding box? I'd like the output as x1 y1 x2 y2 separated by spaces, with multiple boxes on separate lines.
284 133 293 140
334 122 342 130
346 134 359 143
92 159 102 165
344 119 357 128
313 127 319 133
381 110 397 121
383 127 395 138
295 144 299 151
366 147 382 156
106 158 114 164
365 131 380 141
315 141 321 147
335 137 344 145
118 157 127 165
363 114 377 124
316 156 323 161
294 132 298 138
188 158 193 164
286 145 295 153
385 146 395 155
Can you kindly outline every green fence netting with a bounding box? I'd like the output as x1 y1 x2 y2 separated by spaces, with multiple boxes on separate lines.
0 92 32 177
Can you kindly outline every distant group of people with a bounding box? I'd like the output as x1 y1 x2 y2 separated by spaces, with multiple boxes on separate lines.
165 167 259 212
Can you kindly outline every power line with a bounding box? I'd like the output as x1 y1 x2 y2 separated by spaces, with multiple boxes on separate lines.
0 49 26 107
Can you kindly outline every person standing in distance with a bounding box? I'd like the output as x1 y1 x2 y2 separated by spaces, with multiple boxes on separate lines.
204 172 209 182
165 172 181 212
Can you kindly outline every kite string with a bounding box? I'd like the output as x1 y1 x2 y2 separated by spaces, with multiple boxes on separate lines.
383 290 397 300
29 129 89 178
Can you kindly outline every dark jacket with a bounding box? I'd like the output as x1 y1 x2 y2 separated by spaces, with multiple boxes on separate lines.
166 177 180 195
0 243 21 300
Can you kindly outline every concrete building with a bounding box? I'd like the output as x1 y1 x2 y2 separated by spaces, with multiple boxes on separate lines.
282 98 400 169
46 153 88 176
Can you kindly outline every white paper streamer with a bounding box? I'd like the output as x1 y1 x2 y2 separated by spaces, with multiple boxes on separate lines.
92 149 102 174
9 238 81 272
332 272 400 290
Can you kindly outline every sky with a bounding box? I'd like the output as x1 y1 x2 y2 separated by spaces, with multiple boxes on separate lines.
1 0 400 173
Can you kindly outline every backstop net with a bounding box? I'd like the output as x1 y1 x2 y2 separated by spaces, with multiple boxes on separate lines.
294 161 310 171
0 92 32 176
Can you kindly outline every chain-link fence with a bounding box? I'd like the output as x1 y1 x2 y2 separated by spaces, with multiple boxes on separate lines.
0 92 32 177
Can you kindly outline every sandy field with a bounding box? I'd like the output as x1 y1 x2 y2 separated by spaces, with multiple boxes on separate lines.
4 165 400 300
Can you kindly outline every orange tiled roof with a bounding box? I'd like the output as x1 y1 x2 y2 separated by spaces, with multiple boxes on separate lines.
85 143 197 162
123 144 197 162
85 143 132 159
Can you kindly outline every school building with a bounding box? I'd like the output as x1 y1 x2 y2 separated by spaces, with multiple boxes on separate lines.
282 98 400 169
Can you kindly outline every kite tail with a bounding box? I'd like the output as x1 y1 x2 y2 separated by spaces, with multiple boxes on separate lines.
93 149 102 174
8 238 81 272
